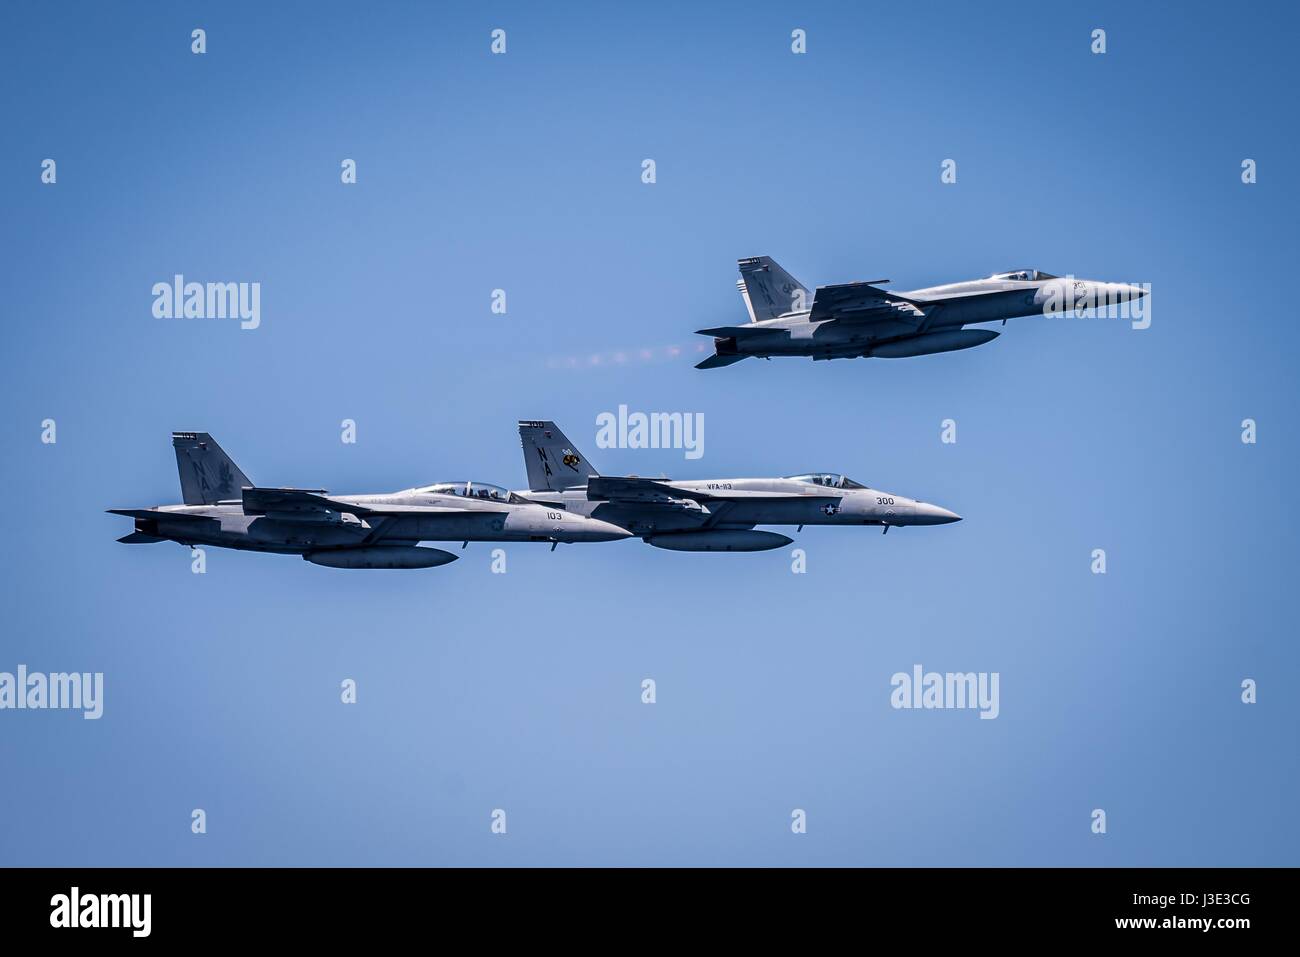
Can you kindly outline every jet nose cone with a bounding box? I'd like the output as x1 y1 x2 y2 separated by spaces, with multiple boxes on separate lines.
913 503 962 525
584 519 634 542
1123 283 1148 300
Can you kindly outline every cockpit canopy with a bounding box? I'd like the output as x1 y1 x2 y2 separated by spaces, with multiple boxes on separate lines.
785 473 867 490
990 268 1057 282
412 481 522 503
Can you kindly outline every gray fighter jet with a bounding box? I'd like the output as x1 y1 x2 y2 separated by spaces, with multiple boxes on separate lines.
515 421 960 551
109 432 631 568
695 256 1147 368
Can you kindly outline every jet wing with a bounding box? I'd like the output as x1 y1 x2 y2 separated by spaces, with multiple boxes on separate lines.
241 487 508 517
587 476 704 503
241 487 355 516
360 504 508 515
807 281 928 325
586 477 844 532
586 477 840 505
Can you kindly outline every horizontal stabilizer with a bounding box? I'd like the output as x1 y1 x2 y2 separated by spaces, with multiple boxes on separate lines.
106 508 210 523
117 532 166 544
696 325 769 338
695 353 748 370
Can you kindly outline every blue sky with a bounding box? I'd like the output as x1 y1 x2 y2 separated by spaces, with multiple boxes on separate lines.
1 0 1296 865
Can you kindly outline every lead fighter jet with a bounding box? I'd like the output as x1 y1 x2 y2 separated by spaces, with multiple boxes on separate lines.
515 421 960 552
695 256 1147 368
109 432 630 569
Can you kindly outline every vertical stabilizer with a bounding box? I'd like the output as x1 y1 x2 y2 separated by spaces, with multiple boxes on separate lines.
172 432 252 504
517 421 599 492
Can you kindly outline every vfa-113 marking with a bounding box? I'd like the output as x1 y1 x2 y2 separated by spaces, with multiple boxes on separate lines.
515 421 960 552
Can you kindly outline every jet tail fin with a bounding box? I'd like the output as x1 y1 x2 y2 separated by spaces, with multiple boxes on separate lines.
737 256 811 322
518 420 598 492
172 432 253 505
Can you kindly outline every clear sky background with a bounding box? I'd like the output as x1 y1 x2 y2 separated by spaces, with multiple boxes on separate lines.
2 1 1296 865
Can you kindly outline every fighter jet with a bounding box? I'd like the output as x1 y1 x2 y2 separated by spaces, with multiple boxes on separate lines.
108 432 631 569
695 256 1147 368
515 421 960 552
